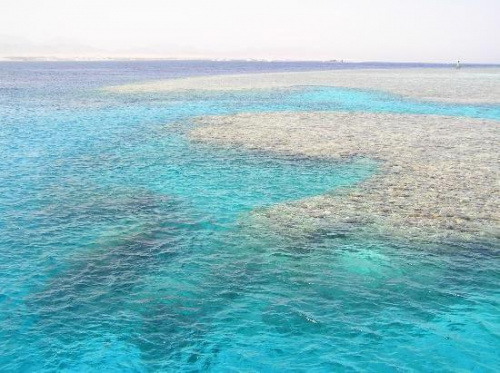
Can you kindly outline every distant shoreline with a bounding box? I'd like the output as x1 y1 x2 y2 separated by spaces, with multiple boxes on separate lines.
1 56 499 67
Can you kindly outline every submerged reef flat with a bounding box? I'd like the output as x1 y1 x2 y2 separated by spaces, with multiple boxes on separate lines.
191 112 500 242
107 68 500 104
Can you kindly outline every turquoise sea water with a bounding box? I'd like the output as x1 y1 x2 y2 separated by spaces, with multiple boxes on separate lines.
0 62 499 372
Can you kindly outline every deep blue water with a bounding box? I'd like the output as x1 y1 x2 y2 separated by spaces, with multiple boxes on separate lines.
0 61 499 372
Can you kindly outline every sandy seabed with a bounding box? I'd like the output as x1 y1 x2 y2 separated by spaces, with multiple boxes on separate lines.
110 68 500 242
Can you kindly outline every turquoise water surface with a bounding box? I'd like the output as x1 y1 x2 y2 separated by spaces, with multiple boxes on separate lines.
0 62 499 372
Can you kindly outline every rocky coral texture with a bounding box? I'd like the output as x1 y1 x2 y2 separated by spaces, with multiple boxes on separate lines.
107 68 500 104
190 112 500 242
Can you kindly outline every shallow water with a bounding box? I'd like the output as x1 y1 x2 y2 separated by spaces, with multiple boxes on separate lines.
0 62 499 372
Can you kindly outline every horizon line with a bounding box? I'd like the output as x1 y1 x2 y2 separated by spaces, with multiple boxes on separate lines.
1 56 500 66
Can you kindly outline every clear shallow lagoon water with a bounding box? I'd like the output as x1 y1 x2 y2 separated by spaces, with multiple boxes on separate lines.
0 61 499 372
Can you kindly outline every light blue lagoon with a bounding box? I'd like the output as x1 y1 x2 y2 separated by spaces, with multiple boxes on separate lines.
0 62 499 372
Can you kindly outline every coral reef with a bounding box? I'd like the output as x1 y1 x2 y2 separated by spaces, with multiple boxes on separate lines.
191 112 500 242
107 68 500 104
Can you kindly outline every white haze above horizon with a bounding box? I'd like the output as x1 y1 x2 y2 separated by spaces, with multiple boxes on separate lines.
1 0 499 63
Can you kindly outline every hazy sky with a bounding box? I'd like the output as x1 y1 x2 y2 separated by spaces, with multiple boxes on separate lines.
1 0 499 62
